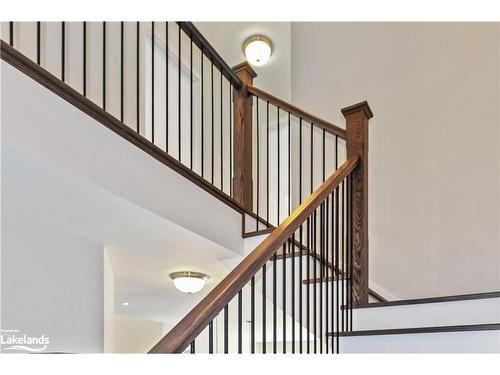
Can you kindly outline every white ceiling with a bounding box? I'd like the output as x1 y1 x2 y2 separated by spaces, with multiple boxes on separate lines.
2 142 241 326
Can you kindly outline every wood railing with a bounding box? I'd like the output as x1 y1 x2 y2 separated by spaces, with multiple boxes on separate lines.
150 156 360 353
1 21 375 352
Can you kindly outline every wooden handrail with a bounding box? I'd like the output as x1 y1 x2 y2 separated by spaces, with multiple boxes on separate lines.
247 85 346 139
149 156 360 353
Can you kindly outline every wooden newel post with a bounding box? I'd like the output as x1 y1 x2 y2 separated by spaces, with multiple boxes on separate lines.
342 101 373 305
232 61 257 211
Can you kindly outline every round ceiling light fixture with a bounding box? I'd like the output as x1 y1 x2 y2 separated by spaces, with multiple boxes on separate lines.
243 35 272 66
170 271 208 294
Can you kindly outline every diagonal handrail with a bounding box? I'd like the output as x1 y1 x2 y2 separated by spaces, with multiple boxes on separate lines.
149 155 360 353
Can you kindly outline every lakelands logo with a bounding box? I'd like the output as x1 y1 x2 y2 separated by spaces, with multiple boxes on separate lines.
0 329 50 353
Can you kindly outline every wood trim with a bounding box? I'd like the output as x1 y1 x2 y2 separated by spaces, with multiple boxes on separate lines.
247 85 346 139
177 22 242 89
149 156 360 353
353 291 500 309
0 40 269 224
368 289 387 303
328 323 500 337
232 63 255 210
344 101 373 305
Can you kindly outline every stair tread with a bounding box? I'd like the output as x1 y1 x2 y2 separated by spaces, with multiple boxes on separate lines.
327 323 500 337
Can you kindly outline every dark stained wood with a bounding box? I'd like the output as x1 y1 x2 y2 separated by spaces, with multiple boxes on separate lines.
353 291 500 309
247 85 346 139
232 62 256 211
367 289 387 303
343 101 373 306
177 22 242 89
0 40 262 224
242 228 274 238
149 156 360 353
328 323 500 337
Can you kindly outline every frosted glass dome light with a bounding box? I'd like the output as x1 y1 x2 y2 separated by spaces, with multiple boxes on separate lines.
243 35 272 66
170 271 208 294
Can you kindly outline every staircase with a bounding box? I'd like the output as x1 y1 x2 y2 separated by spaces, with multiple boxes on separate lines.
2 21 499 354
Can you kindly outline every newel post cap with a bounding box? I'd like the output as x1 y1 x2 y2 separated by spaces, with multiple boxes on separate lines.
232 61 257 81
341 100 373 120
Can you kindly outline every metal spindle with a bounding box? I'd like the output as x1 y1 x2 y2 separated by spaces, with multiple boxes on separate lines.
229 84 233 196
291 232 296 353
220 72 223 190
313 210 317 353
102 22 105 109
273 251 277 354
208 320 214 354
190 38 193 169
136 22 140 133
200 49 204 176
151 22 154 143
238 290 242 353
120 22 124 122
306 217 311 354
211 60 214 183
266 101 270 228
61 22 65 82
251 276 255 353
277 107 280 226
190 340 195 354
9 22 13 46
262 264 266 354
282 243 286 353
83 22 86 96
178 24 181 161
299 224 303 354
36 22 41 65
224 304 229 353
256 97 260 230
166 22 169 151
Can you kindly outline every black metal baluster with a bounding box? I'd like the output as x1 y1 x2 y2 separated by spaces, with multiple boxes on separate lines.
102 22 105 109
251 276 255 354
120 22 124 122
291 232 296 354
151 22 154 143
220 72 223 191
299 224 303 354
61 22 65 82
9 22 13 46
325 196 329 353
282 243 286 354
166 22 169 152
256 97 260 230
288 112 291 216
273 251 277 354
341 180 345 334
349 175 353 332
277 107 280 226
208 320 214 354
335 136 340 353
224 304 229 354
262 264 266 354
229 84 233 196
266 101 270 228
200 49 204 176
319 203 323 354
190 38 193 169
178 24 181 162
313 209 317 353
83 22 86 96
36 22 41 65
331 192 335 353
136 22 140 133
238 290 242 353
211 60 214 183
190 340 195 354
306 217 310 354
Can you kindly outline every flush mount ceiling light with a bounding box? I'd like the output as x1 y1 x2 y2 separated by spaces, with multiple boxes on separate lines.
243 35 272 66
170 271 208 294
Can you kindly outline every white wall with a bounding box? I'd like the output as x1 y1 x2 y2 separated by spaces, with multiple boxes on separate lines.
0 214 104 353
112 314 164 353
291 22 500 299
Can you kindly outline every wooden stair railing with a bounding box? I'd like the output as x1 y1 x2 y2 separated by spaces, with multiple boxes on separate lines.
149 156 361 353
